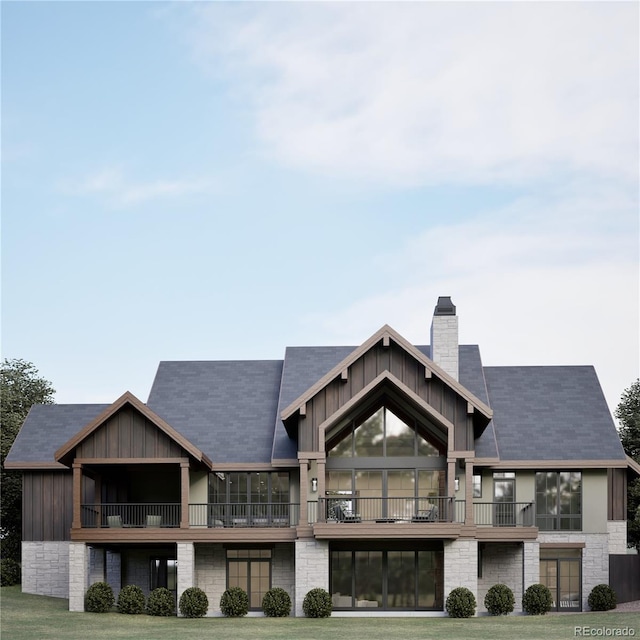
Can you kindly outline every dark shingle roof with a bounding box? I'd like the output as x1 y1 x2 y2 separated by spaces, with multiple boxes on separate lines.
147 360 283 464
5 404 109 465
483 365 625 461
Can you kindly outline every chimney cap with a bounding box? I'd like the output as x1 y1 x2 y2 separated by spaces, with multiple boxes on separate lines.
434 296 456 316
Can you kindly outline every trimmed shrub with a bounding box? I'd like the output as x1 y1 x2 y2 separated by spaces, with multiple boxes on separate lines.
262 587 292 617
522 583 553 615
220 586 249 617
0 558 21 586
147 587 176 616
446 586 476 618
85 581 115 613
302 587 332 618
588 584 617 611
117 584 145 614
484 583 515 616
179 586 209 618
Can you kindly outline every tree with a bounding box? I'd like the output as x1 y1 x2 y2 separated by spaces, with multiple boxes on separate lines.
1 359 55 561
615 379 640 551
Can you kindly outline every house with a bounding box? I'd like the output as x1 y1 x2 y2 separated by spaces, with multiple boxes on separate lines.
6 297 639 616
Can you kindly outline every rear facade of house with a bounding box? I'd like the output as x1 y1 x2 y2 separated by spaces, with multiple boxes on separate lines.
6 297 637 616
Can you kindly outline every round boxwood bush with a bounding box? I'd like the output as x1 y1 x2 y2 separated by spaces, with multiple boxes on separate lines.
302 587 332 618
522 583 553 615
484 583 515 616
147 587 175 616
179 586 209 618
446 586 476 618
117 584 145 614
85 581 115 613
588 584 616 611
0 558 21 586
262 587 292 617
220 586 249 617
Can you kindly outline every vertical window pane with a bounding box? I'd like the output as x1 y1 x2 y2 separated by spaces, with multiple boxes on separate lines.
387 470 415 520
331 551 353 608
384 408 415 456
418 550 443 609
355 470 383 520
387 551 416 608
354 551 382 608
354 409 384 457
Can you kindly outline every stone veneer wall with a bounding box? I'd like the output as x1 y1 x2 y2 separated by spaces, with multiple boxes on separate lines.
294 539 329 617
538 533 609 611
477 543 523 612
194 543 295 616
177 542 195 615
195 544 226 615
105 550 122 595
22 541 70 599
68 542 88 612
444 538 477 607
607 521 628 555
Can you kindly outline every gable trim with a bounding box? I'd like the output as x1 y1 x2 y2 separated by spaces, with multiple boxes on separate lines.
54 391 212 469
280 325 493 422
316 370 455 445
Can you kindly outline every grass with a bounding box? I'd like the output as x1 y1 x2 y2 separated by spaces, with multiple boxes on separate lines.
1 586 639 640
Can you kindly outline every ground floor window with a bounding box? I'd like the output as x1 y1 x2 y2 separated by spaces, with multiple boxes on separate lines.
227 548 271 609
539 548 582 612
150 557 177 593
330 543 443 610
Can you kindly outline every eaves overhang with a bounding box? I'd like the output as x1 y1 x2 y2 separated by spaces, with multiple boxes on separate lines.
54 391 213 469
280 325 493 433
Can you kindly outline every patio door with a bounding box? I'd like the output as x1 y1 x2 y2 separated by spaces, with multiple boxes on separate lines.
493 472 515 526
540 549 582 612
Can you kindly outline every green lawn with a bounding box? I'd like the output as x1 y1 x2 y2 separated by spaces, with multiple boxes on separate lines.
1 587 639 640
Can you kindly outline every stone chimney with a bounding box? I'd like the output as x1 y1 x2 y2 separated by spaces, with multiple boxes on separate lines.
430 296 459 380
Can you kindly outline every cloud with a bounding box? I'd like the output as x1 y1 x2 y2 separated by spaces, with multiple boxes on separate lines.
59 167 215 207
298 187 638 415
184 2 638 187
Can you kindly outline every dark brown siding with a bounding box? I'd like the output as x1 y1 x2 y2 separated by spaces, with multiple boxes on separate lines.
607 468 627 520
300 341 469 452
75 406 183 459
23 471 73 541
610 555 640 602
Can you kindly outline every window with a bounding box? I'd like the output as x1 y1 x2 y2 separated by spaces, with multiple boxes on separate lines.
330 545 444 610
327 404 444 458
150 557 177 593
227 549 271 609
540 548 582 611
536 472 581 531
472 474 482 498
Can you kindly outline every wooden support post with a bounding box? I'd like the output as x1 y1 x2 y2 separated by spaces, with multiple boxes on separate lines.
180 461 190 529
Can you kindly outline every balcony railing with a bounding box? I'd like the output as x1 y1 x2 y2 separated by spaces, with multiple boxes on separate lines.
315 496 464 524
81 503 181 528
474 502 535 527
189 503 299 528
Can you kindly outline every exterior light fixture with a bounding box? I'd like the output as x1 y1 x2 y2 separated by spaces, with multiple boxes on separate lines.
454 478 460 492
311 478 318 492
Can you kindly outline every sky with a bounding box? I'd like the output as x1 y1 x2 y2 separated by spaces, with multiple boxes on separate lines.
2 1 638 421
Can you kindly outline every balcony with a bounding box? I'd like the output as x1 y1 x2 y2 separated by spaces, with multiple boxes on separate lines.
80 502 299 529
473 502 537 541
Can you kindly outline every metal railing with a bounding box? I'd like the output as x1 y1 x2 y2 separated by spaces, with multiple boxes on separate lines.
189 503 299 528
81 503 181 528
315 496 464 524
474 502 535 527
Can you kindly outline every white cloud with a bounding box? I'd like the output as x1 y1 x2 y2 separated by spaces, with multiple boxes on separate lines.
59 167 215 207
185 2 638 187
299 188 639 416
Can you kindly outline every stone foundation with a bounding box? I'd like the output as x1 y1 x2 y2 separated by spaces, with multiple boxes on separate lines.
294 539 329 617
444 538 477 609
21 541 70 599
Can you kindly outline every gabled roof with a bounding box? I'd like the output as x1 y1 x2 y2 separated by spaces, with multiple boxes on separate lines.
4 403 110 469
54 391 212 468
147 360 284 464
280 324 493 423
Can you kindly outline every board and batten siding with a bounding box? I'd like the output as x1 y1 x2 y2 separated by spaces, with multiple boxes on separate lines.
74 406 184 459
298 341 473 452
607 468 627 521
23 471 73 541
